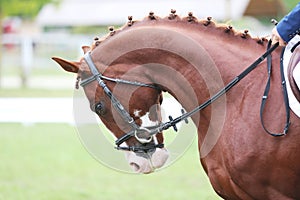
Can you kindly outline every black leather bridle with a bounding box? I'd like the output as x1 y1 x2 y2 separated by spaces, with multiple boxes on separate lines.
80 41 290 153
81 52 164 153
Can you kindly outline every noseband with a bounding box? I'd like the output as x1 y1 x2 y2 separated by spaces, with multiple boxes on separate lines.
81 52 164 153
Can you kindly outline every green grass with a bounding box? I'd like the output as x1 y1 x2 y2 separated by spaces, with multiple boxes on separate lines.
0 123 220 200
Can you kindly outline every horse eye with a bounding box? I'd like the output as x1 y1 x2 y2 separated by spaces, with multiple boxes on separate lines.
94 102 106 115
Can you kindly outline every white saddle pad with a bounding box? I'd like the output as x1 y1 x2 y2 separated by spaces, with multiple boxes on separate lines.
283 35 300 118
293 62 300 89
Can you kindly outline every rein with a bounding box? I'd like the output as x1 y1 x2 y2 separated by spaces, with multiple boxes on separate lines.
260 43 290 136
81 41 290 153
159 41 290 137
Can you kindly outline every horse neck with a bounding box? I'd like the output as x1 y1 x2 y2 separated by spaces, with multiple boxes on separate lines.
92 21 278 138
134 23 269 121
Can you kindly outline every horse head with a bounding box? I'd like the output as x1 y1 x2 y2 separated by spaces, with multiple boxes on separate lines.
52 45 169 174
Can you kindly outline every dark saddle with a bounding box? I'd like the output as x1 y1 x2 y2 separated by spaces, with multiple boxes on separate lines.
287 42 300 102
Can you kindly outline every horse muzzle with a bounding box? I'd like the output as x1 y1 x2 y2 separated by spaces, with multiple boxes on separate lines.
125 147 169 174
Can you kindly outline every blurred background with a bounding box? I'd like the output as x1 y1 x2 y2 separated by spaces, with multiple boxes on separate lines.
0 0 298 199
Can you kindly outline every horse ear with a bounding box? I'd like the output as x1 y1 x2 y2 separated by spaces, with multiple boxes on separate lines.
52 57 80 73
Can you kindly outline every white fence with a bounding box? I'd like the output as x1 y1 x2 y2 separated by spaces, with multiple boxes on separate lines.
0 97 183 125
1 33 93 87
0 98 74 124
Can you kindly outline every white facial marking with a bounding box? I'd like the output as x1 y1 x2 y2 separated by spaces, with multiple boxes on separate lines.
139 112 159 127
134 110 160 144
133 109 142 118
139 112 160 145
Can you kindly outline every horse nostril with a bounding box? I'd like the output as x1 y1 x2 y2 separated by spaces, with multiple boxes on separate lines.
130 162 140 172
125 151 154 174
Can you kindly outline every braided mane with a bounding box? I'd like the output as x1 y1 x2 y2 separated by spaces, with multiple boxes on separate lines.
89 10 268 50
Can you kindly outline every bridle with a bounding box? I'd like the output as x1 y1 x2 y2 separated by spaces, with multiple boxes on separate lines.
81 52 164 153
80 41 290 153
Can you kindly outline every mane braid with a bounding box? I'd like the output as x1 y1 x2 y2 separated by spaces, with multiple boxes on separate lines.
89 10 268 51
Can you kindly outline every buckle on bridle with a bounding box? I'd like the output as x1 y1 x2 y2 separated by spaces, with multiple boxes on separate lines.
134 127 153 144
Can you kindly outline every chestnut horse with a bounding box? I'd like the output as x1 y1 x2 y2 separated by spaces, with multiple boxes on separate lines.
53 11 300 199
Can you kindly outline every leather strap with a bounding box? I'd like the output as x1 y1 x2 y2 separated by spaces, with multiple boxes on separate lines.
260 43 290 137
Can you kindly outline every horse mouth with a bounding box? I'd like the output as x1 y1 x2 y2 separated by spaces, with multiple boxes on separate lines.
125 148 169 174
